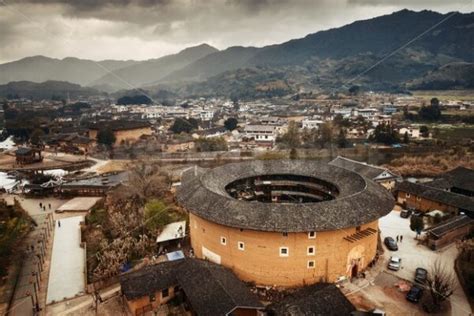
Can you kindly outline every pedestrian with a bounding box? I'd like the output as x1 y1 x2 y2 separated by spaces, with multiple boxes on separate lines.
43 206 46 212
49 203 51 209
39 202 42 208
396 235 399 242
58 220 61 228
400 235 403 242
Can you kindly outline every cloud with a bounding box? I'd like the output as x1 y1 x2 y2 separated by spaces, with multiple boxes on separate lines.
0 0 471 63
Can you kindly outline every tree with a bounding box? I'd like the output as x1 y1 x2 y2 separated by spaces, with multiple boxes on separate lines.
319 122 333 148
278 121 300 148
337 128 348 148
420 125 429 138
424 259 457 313
403 131 409 144
144 200 172 233
170 118 195 134
419 98 442 121
289 148 298 159
224 118 238 131
96 128 116 148
369 123 399 145
30 128 45 145
410 215 424 239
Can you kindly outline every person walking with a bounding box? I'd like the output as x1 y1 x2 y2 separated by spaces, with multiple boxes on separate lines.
58 220 61 228
400 235 403 243
396 235 399 242
48 203 51 209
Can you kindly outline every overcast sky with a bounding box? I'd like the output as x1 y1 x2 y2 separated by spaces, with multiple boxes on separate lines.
0 0 471 63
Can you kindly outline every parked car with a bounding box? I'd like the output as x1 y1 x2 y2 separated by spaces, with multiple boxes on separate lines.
400 209 412 218
384 237 398 251
414 267 428 284
406 285 423 303
387 256 401 271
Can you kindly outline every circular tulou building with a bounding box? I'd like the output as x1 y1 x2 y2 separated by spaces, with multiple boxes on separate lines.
177 160 394 287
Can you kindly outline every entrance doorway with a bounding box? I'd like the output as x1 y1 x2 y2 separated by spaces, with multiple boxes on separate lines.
351 264 358 278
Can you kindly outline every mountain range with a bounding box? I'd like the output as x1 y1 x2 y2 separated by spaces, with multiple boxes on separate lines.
1 9 473 99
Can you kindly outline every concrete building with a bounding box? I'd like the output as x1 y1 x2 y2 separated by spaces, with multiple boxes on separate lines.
177 160 394 287
243 124 277 144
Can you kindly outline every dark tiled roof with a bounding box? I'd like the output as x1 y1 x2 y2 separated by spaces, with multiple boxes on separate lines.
177 260 263 316
329 156 397 180
177 160 394 232
437 166 474 193
426 215 474 238
396 181 474 212
120 259 263 315
120 260 182 300
15 147 33 155
267 283 356 316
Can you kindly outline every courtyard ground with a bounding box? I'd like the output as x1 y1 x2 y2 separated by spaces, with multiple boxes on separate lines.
346 210 472 316
47 215 86 304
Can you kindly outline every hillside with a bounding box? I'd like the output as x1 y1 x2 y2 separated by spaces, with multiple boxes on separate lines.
0 56 139 86
0 81 103 100
157 10 474 93
2 10 474 97
408 62 474 90
91 44 218 91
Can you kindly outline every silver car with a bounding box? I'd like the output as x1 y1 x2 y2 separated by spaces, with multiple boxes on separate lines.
388 256 401 271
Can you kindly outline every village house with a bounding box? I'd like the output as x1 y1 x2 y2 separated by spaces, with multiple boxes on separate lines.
243 124 278 146
425 215 474 250
15 147 43 165
302 118 324 129
119 258 264 316
395 181 474 216
329 156 400 190
395 166 474 216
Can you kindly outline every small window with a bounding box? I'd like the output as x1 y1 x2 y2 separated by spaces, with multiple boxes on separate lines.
406 193 411 198
279 247 289 257
307 260 315 268
356 226 361 232
282 232 288 237
149 295 156 302
416 196 421 201
308 231 316 239
220 237 227 245
162 288 169 298
307 246 315 256
238 241 245 251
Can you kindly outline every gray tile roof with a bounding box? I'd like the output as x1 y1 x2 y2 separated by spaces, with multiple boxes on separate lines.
396 181 474 212
120 258 263 315
177 259 263 316
426 215 474 238
177 160 394 232
329 156 398 181
267 283 356 316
